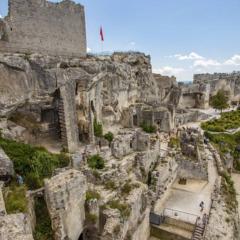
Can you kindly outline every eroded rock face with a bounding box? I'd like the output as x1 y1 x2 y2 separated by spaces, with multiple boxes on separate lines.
0 147 14 181
0 52 181 150
101 185 150 240
194 72 240 102
0 213 34 240
205 177 240 240
44 169 87 240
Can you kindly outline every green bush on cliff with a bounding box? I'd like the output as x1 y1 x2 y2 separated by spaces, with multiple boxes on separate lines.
94 118 103 137
140 122 157 133
201 110 240 132
104 131 114 143
0 136 70 189
4 184 28 214
87 154 105 170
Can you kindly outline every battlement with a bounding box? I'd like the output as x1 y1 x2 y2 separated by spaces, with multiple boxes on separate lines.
0 0 86 57
193 71 240 84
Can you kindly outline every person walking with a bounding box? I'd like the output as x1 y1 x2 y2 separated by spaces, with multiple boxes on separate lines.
199 201 204 212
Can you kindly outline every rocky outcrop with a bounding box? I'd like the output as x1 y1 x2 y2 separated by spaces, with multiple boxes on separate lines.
194 72 240 102
0 147 14 181
0 213 34 240
44 169 87 240
205 177 240 240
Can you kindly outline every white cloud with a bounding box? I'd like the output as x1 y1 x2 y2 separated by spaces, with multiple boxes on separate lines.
87 47 92 53
224 55 240 66
193 59 221 68
153 66 185 76
130 41 136 46
0 15 3 19
173 52 204 61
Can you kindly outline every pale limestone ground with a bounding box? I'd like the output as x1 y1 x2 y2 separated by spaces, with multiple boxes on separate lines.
34 136 63 153
149 237 159 240
232 173 240 216
155 148 218 224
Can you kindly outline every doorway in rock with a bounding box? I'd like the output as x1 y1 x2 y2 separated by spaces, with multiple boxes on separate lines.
133 114 138 126
78 232 84 240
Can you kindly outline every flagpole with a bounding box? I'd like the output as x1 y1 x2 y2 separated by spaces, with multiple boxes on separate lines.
100 26 104 54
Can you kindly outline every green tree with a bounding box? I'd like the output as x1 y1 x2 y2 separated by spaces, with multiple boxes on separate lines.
210 90 229 113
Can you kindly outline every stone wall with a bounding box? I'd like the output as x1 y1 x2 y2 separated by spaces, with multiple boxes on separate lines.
177 159 208 180
194 72 240 102
44 169 87 240
0 0 86 57
178 83 210 109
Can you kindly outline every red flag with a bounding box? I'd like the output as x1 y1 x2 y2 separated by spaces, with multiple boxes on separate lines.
100 26 104 41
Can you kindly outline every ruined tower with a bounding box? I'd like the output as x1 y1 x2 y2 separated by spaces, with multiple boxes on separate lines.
0 0 87 57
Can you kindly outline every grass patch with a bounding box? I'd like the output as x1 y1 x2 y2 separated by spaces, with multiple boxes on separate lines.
86 213 98 224
34 197 54 240
140 122 157 133
86 190 101 201
104 132 114 143
121 182 140 195
94 118 103 137
3 184 28 214
104 180 117 190
87 154 105 170
201 110 240 132
0 135 70 189
221 171 237 212
107 200 131 219
204 131 240 171
169 137 180 148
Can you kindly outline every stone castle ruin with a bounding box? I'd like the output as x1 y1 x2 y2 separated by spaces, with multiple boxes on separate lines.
0 1 239 240
0 0 86 56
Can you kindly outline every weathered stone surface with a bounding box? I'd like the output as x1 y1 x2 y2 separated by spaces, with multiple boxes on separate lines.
44 169 87 240
205 177 240 240
194 72 240 102
0 182 6 216
0 0 86 57
0 213 34 240
0 147 14 180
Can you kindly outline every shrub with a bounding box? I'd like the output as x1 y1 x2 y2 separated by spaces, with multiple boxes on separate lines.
108 200 131 219
87 154 105 169
210 90 229 113
121 182 132 195
221 172 237 211
34 197 54 240
0 136 70 190
104 132 114 143
140 122 157 133
121 182 140 195
4 184 28 214
201 110 240 132
94 118 103 137
86 190 101 201
169 137 180 148
104 180 117 190
86 213 98 224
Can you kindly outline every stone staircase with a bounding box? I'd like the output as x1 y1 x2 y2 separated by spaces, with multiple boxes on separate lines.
58 98 68 147
192 224 204 240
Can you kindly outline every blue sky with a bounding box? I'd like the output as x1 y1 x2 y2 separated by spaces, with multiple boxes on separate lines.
1 0 240 81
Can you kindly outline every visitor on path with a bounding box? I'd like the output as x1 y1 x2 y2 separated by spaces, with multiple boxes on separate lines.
16 173 24 185
199 201 204 212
